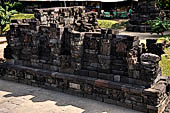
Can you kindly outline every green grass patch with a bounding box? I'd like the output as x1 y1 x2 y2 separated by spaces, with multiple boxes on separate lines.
111 21 128 29
157 34 170 44
97 19 128 29
159 48 170 76
97 20 118 29
158 35 170 76
11 13 34 20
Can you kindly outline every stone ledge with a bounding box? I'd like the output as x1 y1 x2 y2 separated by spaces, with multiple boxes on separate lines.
0 64 169 113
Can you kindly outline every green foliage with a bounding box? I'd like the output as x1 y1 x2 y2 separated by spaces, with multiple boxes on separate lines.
0 2 21 35
147 17 170 36
157 0 170 10
158 35 170 43
2 13 35 34
1 2 22 12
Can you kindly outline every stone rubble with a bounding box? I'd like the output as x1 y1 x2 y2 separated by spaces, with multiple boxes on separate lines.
0 6 169 113
126 0 160 32
34 6 100 32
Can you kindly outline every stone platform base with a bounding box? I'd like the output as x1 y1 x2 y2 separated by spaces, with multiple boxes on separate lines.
0 64 169 113
126 24 152 33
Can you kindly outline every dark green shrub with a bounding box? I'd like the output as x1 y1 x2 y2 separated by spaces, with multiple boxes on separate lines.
0 2 22 35
147 17 170 36
157 0 170 10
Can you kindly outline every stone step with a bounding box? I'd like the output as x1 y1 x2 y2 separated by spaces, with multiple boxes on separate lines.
0 63 169 113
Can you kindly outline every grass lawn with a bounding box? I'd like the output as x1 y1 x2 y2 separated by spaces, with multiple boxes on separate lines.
97 19 128 29
11 13 34 20
158 35 170 76
97 20 118 29
159 48 170 76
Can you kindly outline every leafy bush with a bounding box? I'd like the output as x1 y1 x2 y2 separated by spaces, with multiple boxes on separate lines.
0 5 18 35
0 13 35 34
158 35 170 42
3 2 22 11
0 2 23 35
157 0 170 10
147 17 170 36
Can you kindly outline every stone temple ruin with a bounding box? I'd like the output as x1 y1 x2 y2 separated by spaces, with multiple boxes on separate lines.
126 0 160 32
0 6 170 113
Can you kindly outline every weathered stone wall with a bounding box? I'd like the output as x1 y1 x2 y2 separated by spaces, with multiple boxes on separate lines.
34 6 100 32
0 6 169 113
4 19 162 87
0 64 169 113
126 0 160 32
